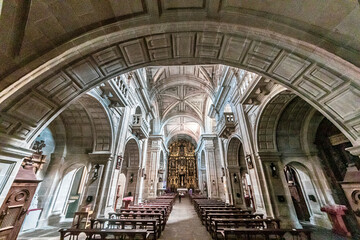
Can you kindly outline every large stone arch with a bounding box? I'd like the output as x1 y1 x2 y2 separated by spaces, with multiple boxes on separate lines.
255 91 296 152
77 94 113 153
0 22 359 149
276 97 313 154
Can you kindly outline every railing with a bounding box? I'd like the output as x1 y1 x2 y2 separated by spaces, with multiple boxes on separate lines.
130 114 149 139
217 112 236 138
100 75 129 107
112 76 129 98
239 72 256 96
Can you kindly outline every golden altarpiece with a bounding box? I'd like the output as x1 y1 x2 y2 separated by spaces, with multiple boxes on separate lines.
167 140 198 191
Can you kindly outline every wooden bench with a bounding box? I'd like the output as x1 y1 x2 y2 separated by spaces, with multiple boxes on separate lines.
202 209 252 224
210 218 281 239
127 207 170 222
119 209 167 226
109 212 165 231
222 228 312 240
205 213 264 230
197 206 236 218
138 203 172 213
195 203 228 215
59 228 148 240
90 218 159 240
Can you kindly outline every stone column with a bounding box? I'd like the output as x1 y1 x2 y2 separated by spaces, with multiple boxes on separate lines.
217 138 230 203
95 156 114 217
258 152 301 228
36 154 65 227
202 135 220 198
137 138 147 203
142 136 165 199
235 103 268 214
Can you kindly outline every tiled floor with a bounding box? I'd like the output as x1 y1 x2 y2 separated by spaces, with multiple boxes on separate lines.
18 197 356 239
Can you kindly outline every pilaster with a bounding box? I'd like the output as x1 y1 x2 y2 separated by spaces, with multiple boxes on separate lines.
258 152 301 228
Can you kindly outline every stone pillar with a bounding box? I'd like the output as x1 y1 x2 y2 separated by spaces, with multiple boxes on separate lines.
36 154 65 227
235 103 268 214
258 152 301 228
202 135 220 198
137 138 147 203
217 138 230 203
95 156 114 217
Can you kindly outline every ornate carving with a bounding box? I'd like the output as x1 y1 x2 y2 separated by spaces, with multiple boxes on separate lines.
167 140 198 190
32 140 46 153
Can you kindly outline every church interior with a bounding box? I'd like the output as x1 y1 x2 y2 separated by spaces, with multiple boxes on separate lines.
0 1 359 239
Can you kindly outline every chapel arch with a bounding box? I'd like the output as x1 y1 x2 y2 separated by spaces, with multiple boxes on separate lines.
263 94 360 232
226 137 253 208
114 173 127 210
51 165 86 219
122 139 141 200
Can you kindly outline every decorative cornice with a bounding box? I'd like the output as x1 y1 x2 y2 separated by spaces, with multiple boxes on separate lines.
0 143 33 159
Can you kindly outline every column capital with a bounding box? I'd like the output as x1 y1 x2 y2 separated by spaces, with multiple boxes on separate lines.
0 143 34 159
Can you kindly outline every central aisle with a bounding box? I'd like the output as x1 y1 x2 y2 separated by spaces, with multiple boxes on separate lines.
159 196 212 240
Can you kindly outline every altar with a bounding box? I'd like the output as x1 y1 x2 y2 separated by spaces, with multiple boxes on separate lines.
177 188 188 194
167 140 198 192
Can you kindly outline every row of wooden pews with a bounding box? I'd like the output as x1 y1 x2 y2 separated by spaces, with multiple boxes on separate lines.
190 194 312 240
59 193 177 240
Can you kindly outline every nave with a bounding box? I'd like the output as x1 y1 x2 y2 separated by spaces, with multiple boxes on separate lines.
18 193 348 240
1 1 360 239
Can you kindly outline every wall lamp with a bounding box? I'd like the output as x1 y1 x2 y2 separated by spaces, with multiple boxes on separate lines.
130 173 134 183
270 163 278 178
233 173 238 183
92 164 100 181
246 154 254 169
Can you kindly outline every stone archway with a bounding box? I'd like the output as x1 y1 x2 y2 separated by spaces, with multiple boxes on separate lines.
0 22 359 151
226 137 251 208
122 139 140 201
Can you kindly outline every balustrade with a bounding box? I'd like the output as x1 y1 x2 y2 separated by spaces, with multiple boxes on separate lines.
217 112 236 138
131 114 149 139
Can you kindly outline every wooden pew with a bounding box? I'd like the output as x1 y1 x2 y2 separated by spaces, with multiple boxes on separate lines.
210 218 281 240
222 228 312 240
137 204 173 214
205 213 264 230
90 218 159 240
195 203 228 215
198 206 236 219
127 206 170 221
59 228 148 240
119 209 167 226
109 212 164 232
202 209 252 224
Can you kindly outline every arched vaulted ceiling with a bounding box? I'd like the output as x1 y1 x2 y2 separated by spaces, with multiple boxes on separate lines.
148 66 221 141
0 1 359 147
